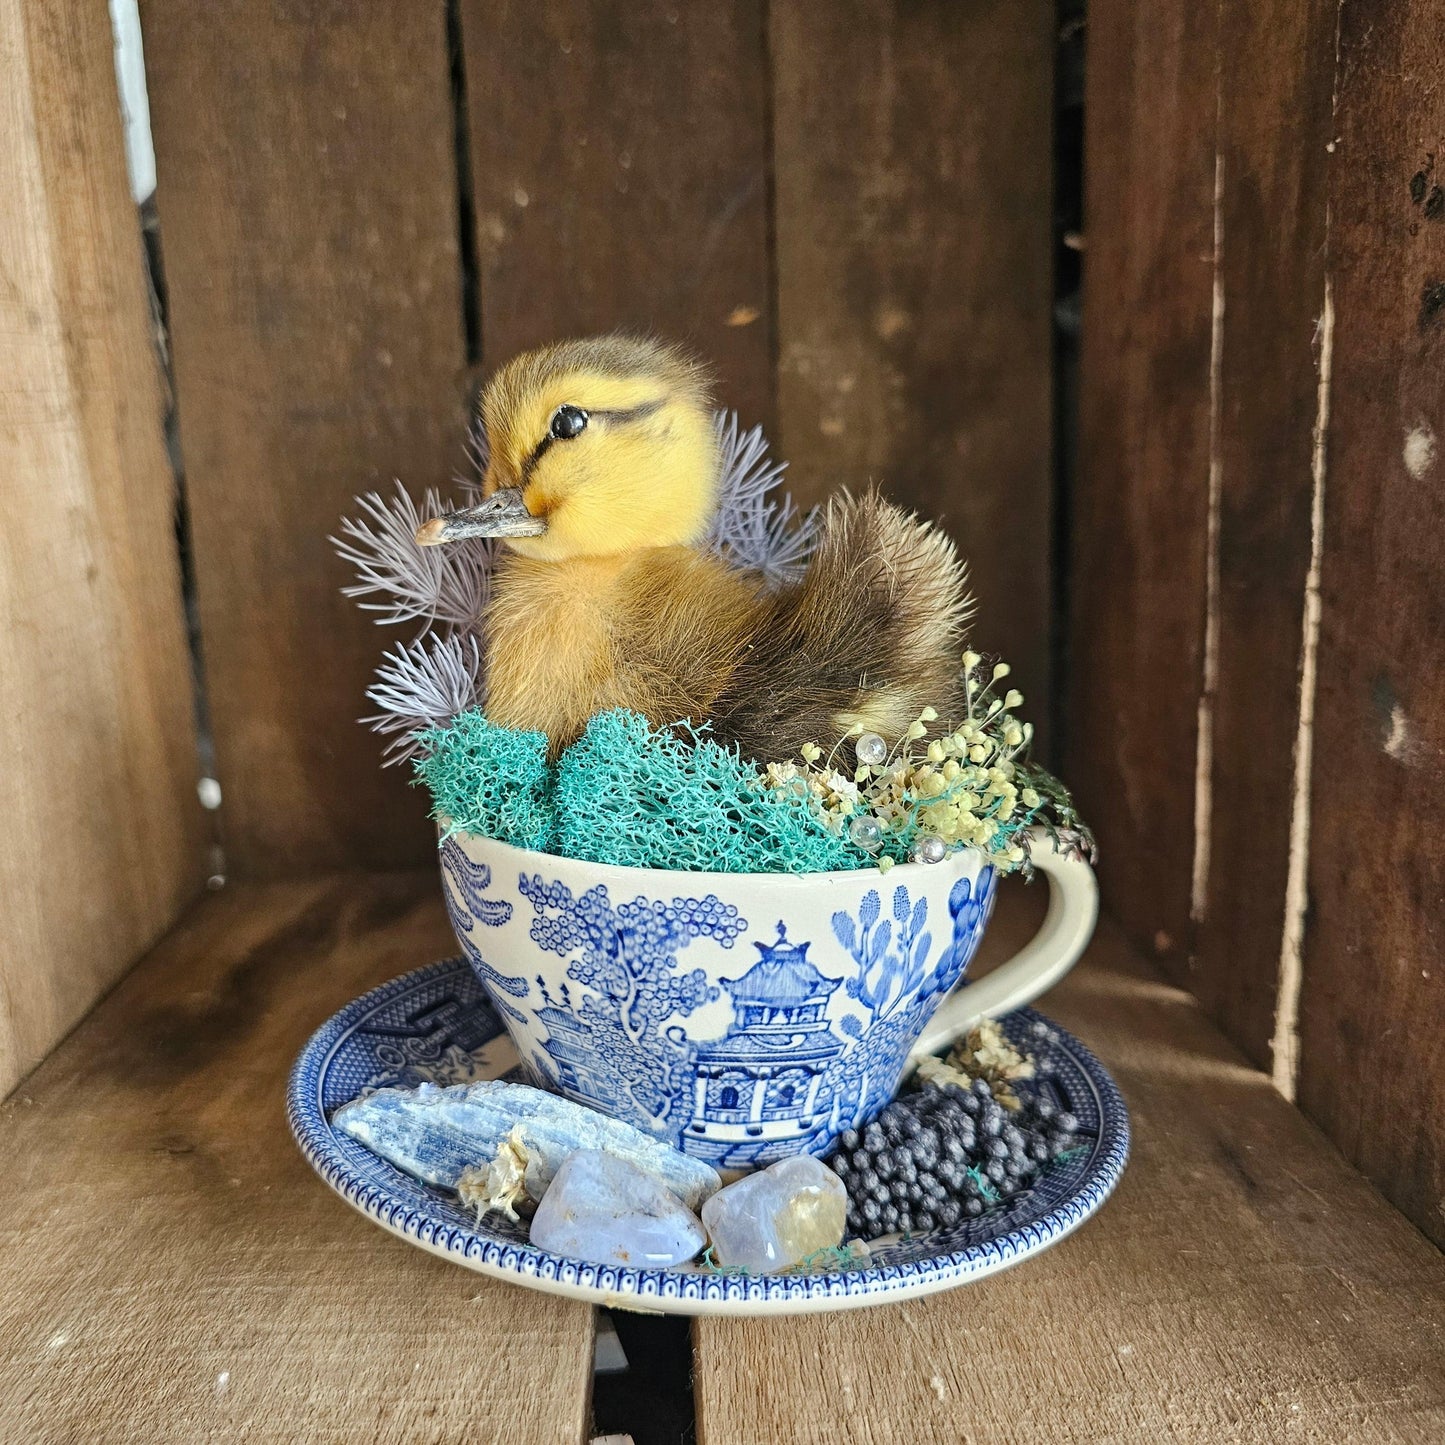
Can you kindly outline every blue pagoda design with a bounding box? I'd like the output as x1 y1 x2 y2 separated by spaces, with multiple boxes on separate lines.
531 978 614 1101
685 923 844 1166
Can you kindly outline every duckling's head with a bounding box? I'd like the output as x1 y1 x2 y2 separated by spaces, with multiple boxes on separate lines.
416 335 718 561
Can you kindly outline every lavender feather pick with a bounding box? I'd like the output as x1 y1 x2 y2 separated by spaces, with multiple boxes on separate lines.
335 411 815 760
362 633 484 764
330 481 497 635
705 411 819 586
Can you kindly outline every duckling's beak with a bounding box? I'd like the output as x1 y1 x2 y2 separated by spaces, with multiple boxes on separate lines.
414 488 547 546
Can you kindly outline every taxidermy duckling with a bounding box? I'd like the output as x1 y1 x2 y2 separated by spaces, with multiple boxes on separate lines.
416 335 972 761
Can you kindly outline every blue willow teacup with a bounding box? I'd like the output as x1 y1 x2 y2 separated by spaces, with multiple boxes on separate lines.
439 832 1097 1170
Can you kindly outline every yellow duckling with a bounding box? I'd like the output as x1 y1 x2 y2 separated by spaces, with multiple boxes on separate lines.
416 335 972 760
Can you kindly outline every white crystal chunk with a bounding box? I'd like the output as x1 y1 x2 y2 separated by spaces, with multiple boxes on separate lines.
701 1155 847 1273
529 1150 706 1268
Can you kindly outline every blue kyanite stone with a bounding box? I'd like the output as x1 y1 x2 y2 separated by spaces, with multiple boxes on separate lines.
331 1080 721 1210
528 1150 706 1268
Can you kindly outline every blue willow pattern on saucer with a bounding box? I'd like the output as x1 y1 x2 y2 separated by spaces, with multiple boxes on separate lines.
288 957 1130 1316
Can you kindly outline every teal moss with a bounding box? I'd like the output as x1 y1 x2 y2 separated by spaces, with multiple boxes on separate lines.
414 711 555 850
555 710 859 873
414 708 867 874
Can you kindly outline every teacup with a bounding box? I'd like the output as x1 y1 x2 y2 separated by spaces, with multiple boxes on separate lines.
439 830 1097 1170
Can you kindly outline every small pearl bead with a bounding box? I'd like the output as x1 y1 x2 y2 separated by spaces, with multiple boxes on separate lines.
856 732 888 766
912 834 947 865
850 816 884 852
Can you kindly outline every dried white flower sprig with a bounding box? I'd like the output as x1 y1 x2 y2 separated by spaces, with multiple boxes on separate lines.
761 652 1096 875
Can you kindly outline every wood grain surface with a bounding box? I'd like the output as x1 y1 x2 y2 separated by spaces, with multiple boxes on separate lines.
1067 0 1217 979
460 0 774 431
139 1 469 877
1192 0 1338 1066
1072 0 1445 1247
1297 0 1445 1249
0 0 205 1094
694 895 1445 1445
0 874 595 1443
769 0 1056 731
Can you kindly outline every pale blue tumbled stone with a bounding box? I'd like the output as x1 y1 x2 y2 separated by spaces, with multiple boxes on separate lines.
701 1155 847 1273
331 1080 721 1211
529 1150 706 1268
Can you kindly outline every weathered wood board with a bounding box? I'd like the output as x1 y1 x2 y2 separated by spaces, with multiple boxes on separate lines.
0 874 597 1443
140 1 470 876
1192 0 1338 1067
0 0 205 1095
1067 0 1217 977
1298 0 1445 1249
461 0 774 431
769 0 1056 731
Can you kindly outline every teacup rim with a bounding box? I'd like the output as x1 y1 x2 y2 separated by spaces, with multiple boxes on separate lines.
438 819 991 888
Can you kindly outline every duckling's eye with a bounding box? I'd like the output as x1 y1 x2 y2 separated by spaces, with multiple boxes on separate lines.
550 405 589 440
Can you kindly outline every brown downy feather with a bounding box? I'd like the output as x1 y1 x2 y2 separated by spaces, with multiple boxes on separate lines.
481 492 970 763
706 490 973 760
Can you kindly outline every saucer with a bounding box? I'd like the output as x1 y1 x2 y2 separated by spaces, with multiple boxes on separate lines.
288 957 1129 1316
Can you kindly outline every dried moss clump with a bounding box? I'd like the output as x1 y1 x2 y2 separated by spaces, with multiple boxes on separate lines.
553 710 860 874
414 710 553 850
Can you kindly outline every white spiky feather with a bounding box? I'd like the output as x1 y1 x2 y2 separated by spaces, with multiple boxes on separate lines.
330 481 497 634
362 633 485 764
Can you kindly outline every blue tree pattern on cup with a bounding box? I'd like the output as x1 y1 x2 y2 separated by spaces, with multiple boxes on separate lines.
824 866 997 1130
518 875 744 1135
939 865 997 984
438 839 530 1024
441 851 997 1164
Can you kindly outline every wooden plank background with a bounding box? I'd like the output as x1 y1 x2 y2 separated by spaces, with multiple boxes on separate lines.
461 0 775 434
1074 0 1445 1246
1192 0 1337 1067
139 0 470 877
769 0 1056 723
0 0 205 1096
1298 0 1445 1249
1066 0 1217 982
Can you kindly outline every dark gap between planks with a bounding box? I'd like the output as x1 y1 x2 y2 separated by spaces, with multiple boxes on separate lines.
446 0 483 370
139 189 226 883
1049 0 1087 766
591 1312 697 1445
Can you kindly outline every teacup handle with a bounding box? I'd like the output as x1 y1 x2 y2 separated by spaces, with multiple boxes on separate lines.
907 835 1099 1063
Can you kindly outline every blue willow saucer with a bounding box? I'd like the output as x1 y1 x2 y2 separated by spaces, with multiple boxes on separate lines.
288 957 1129 1316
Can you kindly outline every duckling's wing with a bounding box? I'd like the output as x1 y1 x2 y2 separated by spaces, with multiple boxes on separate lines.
707 491 973 761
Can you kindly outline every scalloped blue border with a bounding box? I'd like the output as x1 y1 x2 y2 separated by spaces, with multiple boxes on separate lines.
288 957 1130 1315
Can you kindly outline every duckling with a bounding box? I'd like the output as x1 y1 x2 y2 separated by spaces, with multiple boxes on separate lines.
415 335 972 761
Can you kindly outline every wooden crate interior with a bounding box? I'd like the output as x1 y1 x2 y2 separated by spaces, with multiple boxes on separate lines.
2 0 1441 1438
